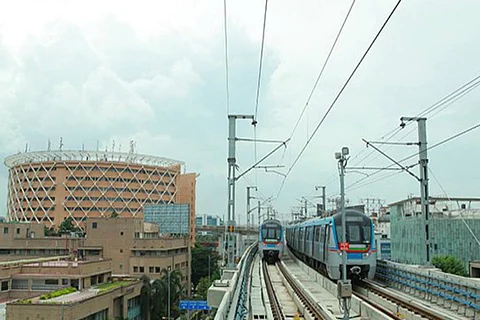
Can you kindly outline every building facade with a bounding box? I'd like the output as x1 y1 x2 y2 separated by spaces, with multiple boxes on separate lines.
0 218 191 291
176 173 197 244
5 150 196 235
0 255 142 320
390 197 480 267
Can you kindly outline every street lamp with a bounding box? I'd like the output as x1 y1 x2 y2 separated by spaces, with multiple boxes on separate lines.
167 266 171 320
336 147 351 320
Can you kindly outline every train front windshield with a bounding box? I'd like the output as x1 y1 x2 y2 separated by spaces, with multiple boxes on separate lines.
261 223 282 242
334 214 371 245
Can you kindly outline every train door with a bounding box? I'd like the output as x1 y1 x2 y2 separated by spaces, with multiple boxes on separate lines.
300 227 305 253
321 225 327 262
313 226 320 260
324 224 331 262
306 227 313 257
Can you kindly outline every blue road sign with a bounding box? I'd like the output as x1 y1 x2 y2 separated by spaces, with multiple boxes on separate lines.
179 300 211 310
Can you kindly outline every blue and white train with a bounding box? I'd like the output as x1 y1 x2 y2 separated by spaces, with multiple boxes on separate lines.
286 209 376 280
259 219 285 264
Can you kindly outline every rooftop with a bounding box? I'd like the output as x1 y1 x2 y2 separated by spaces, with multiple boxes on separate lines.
389 196 480 207
4 150 184 168
13 280 139 305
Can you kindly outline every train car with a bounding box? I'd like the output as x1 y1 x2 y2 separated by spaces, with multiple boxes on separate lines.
259 219 284 264
286 209 376 280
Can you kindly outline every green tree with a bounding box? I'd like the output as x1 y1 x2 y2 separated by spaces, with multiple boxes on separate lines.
139 275 152 319
44 225 58 236
58 217 82 234
110 211 120 218
432 255 468 277
191 244 220 288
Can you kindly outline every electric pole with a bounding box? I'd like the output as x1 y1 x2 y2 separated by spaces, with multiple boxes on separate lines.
400 116 430 264
227 114 254 269
246 186 257 230
315 186 326 216
336 147 351 320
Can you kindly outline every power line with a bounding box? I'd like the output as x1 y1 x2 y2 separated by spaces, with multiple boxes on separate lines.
253 0 270 187
289 0 357 140
275 0 403 202
428 167 480 247
346 121 480 191
254 0 269 121
418 74 480 118
223 0 231 114
347 73 480 172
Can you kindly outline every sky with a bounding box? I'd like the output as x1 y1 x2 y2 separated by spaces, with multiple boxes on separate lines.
0 0 479 224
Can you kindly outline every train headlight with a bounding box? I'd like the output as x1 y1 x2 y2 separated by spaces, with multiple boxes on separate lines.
363 252 371 259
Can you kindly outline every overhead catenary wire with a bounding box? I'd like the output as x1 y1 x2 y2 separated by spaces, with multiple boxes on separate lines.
254 0 269 121
346 121 480 191
428 167 480 247
289 0 357 140
275 0 403 203
223 0 231 115
253 0 270 187
346 72 480 174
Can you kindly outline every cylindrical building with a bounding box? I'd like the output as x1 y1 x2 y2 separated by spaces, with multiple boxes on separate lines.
5 150 191 230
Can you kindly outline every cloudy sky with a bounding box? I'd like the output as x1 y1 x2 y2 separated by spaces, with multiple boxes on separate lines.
0 0 479 223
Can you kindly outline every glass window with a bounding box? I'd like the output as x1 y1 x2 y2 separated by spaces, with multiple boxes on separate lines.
3 227 8 234
92 222 97 229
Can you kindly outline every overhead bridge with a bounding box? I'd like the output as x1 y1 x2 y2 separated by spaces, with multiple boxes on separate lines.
196 225 259 235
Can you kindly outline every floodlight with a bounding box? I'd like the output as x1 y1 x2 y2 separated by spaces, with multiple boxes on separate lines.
342 147 349 156
335 152 342 160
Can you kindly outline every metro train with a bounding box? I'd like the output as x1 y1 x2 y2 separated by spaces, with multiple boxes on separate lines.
258 219 285 264
286 209 376 280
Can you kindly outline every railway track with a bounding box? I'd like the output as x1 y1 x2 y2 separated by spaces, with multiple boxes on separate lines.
274 261 332 320
354 280 448 320
262 261 286 320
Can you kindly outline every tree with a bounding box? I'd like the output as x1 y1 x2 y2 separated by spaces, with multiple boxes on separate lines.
142 269 185 320
432 255 468 277
139 275 152 319
44 225 58 236
110 211 120 218
191 244 221 288
58 217 82 234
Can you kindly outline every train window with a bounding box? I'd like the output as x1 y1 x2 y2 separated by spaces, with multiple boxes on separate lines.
335 223 371 244
261 224 281 241
314 227 320 242
320 225 326 243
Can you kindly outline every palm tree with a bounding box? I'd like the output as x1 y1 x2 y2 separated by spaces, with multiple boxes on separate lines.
140 275 152 319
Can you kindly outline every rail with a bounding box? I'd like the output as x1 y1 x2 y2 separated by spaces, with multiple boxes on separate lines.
262 261 285 320
277 261 330 320
355 280 445 320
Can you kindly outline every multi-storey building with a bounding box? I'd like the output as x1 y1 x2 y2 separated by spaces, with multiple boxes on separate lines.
0 255 142 320
390 197 480 267
4 150 197 242
0 218 191 290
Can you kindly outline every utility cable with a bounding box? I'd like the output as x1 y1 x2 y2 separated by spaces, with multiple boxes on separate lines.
346 73 480 173
223 0 231 115
428 167 480 247
254 0 269 121
289 0 357 140
253 0 269 187
275 0 403 202
346 121 480 191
